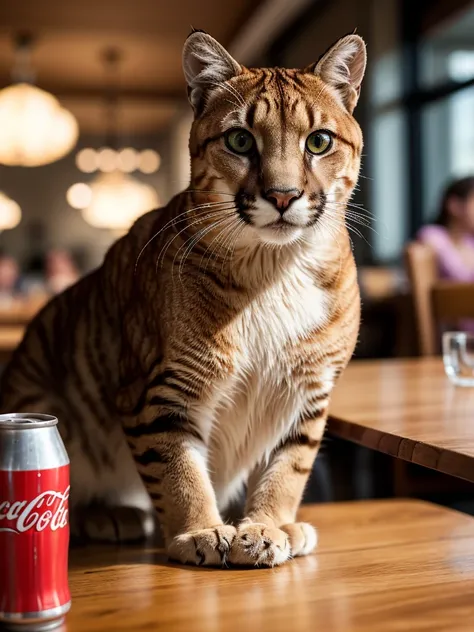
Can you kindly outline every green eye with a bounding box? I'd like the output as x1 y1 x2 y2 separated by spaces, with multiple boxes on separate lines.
306 131 333 155
225 128 255 155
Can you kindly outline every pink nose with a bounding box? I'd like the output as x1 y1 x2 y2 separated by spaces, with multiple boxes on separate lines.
264 188 302 213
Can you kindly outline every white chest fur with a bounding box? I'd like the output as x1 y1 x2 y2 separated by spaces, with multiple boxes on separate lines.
209 265 330 509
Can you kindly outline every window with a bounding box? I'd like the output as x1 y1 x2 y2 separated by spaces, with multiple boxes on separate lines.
420 5 474 86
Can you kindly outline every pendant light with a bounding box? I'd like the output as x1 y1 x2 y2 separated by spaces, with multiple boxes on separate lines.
66 48 159 230
0 33 79 167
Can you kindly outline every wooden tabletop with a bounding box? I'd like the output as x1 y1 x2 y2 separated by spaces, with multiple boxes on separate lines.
65 500 474 631
0 325 24 353
329 357 474 482
0 296 46 326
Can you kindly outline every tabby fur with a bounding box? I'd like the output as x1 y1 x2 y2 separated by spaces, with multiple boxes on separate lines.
0 31 366 566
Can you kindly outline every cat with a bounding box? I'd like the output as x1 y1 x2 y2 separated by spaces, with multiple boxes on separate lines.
0 30 365 567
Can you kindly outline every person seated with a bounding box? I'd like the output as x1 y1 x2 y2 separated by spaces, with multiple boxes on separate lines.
417 176 474 282
0 254 20 305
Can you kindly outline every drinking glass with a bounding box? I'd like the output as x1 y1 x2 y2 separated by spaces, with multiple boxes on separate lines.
442 332 474 387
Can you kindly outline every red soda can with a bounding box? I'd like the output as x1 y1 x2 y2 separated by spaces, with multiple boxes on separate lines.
0 413 71 630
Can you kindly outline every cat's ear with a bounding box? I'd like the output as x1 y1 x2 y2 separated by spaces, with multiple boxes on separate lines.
183 30 242 112
309 34 366 113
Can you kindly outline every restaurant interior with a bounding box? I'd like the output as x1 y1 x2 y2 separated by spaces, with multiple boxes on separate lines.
1 0 474 629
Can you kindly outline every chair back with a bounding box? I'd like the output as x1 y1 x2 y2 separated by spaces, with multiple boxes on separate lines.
404 242 474 355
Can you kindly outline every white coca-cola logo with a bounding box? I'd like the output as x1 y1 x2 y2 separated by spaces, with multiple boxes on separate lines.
0 486 69 534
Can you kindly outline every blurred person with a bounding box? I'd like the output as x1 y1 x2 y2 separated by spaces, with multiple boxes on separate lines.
0 254 20 305
45 249 79 294
418 176 474 281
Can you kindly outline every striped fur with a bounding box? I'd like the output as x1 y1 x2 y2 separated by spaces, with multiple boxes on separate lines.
0 32 365 566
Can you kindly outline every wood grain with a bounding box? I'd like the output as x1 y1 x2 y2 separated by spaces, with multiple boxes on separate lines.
329 357 474 482
64 500 474 632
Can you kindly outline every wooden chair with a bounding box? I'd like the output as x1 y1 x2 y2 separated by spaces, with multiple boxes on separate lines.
404 242 474 356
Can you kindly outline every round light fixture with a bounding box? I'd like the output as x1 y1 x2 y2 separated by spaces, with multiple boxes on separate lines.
75 147 161 174
139 149 161 174
117 148 138 173
76 148 98 173
97 147 118 173
66 182 92 209
80 172 159 230
0 83 78 167
0 191 22 230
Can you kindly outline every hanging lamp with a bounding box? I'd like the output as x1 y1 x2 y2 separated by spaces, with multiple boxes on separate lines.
0 33 79 167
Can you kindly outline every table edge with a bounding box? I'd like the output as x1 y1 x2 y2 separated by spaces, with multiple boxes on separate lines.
327 415 474 483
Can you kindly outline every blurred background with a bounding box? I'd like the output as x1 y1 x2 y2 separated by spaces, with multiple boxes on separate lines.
1 0 474 358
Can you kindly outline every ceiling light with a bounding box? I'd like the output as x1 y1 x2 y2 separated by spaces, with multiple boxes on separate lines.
138 149 161 174
80 172 159 230
66 183 92 209
0 34 78 167
117 148 138 173
0 84 78 167
0 192 22 230
76 148 98 173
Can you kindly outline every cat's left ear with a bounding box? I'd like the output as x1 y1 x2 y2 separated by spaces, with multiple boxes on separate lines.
183 30 242 113
308 34 366 113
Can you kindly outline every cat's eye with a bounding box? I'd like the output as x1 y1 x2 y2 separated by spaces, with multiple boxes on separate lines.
225 128 255 155
306 131 333 155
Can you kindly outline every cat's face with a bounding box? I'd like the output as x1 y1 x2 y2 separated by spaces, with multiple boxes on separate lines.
183 32 366 247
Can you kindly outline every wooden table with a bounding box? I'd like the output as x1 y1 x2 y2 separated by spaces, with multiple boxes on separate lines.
65 500 474 631
0 296 46 326
329 357 474 482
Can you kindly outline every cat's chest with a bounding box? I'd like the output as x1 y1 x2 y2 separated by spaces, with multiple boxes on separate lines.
209 272 329 503
234 271 328 370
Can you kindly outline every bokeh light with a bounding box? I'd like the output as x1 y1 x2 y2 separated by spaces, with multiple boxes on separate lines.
96 147 118 173
76 148 98 173
66 183 92 209
138 149 161 174
118 148 138 173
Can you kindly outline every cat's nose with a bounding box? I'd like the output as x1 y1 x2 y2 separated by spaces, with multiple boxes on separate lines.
264 188 302 214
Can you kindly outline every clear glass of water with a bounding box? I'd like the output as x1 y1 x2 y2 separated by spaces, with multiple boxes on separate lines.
442 332 474 387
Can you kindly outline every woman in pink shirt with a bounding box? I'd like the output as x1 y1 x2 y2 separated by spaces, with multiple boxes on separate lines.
417 176 474 281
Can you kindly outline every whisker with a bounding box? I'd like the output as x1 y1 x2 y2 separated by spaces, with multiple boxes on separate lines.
214 80 246 107
178 214 236 281
134 201 233 273
187 188 236 197
201 216 240 275
220 219 246 275
199 214 237 271
156 208 234 273
204 215 241 275
176 217 237 289
207 80 245 108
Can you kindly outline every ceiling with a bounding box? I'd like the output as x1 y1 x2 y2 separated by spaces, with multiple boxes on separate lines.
0 0 262 134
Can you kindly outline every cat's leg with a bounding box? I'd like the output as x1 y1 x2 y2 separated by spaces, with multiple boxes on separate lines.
123 389 236 566
229 407 328 566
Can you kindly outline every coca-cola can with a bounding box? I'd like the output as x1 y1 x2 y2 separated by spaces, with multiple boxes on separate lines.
0 413 71 631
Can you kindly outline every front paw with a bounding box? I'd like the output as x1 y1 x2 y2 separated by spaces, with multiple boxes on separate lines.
167 525 236 566
228 523 291 567
280 522 317 556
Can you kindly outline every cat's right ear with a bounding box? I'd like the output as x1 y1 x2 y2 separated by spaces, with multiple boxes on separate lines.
182 30 242 113
309 34 367 113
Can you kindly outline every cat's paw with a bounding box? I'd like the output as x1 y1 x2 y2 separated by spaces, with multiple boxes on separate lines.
280 522 317 557
228 523 291 567
167 525 236 566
